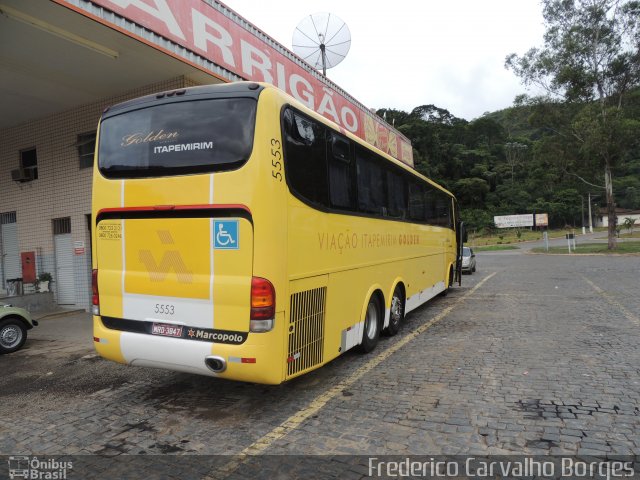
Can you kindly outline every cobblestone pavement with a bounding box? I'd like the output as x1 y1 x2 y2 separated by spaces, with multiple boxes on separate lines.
0 250 638 478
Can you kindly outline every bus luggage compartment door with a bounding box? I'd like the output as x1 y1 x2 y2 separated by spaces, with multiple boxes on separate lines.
96 215 253 335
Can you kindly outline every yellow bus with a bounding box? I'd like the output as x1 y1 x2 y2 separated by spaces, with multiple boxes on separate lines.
91 82 464 384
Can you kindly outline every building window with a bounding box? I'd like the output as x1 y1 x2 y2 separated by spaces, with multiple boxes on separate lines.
77 132 97 169
20 148 38 180
0 212 17 225
52 217 71 235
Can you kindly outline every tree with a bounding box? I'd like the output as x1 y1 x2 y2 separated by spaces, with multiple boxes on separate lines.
506 0 640 249
454 177 490 205
623 217 636 234
504 142 529 184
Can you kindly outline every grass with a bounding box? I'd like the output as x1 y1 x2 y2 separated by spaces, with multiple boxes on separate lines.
596 231 640 239
474 245 520 252
531 241 640 254
468 228 572 247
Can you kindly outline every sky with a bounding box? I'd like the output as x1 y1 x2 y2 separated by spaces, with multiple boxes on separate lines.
221 0 546 121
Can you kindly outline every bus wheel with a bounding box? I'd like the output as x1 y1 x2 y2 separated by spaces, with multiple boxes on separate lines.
358 296 381 353
442 266 454 296
384 286 404 336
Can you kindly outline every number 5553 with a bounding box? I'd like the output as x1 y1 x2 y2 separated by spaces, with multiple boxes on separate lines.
270 139 283 182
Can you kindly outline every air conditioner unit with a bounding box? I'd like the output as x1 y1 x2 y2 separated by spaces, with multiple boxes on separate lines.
11 168 35 182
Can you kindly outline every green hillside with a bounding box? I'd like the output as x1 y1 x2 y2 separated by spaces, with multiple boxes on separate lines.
378 87 640 232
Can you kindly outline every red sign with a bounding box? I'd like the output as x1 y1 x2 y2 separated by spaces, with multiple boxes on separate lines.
74 241 85 255
71 0 413 165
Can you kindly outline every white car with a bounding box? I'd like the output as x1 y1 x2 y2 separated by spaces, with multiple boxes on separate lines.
0 303 38 353
461 247 476 274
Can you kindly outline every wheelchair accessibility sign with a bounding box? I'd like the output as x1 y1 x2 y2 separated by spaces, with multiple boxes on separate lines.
213 220 239 250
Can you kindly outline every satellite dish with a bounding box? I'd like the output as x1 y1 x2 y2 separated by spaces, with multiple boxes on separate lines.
292 12 351 76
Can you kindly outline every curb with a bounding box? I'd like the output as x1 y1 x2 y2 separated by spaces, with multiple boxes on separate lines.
525 250 640 257
33 309 86 321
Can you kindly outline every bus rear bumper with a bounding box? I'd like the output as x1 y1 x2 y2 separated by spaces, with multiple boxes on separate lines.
93 316 283 384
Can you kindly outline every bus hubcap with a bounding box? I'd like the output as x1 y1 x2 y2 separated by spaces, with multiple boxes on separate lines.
391 296 402 324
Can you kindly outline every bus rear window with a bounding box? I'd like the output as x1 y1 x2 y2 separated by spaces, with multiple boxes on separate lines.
98 98 257 178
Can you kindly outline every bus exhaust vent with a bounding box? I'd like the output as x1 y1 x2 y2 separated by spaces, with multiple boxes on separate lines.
287 287 326 377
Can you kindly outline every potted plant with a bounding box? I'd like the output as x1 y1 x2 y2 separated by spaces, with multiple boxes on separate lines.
37 272 52 293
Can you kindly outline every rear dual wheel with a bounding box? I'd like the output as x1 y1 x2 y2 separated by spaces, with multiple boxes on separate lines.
383 286 404 336
358 297 381 353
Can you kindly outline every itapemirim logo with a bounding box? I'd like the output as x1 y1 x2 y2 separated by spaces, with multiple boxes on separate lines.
138 230 194 284
7 456 73 479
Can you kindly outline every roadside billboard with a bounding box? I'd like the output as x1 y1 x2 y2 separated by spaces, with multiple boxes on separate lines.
494 213 549 228
494 214 534 228
535 213 549 227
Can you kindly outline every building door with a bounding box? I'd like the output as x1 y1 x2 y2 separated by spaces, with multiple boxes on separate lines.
1 212 20 293
53 217 75 305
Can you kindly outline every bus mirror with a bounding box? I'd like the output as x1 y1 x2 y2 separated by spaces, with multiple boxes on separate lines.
459 221 468 243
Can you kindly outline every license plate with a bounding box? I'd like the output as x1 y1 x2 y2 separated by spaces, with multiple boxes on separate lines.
151 323 183 338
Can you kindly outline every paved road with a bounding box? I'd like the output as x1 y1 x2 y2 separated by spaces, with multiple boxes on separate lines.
1 249 638 478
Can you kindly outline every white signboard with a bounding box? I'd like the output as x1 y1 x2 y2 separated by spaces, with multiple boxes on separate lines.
494 213 549 228
494 214 534 228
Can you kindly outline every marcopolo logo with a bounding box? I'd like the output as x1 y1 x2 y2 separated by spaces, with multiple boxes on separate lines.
8 456 73 479
187 327 247 345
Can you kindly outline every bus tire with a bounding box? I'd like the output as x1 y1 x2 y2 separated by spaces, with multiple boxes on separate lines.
383 285 404 336
358 295 381 353
441 266 453 296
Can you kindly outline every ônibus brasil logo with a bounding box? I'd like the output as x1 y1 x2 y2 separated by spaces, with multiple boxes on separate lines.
8 456 73 479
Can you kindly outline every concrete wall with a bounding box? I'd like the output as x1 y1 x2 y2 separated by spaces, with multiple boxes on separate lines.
596 213 640 228
0 292 54 313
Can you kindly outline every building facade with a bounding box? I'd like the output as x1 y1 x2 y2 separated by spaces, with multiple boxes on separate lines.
0 0 411 310
595 209 640 228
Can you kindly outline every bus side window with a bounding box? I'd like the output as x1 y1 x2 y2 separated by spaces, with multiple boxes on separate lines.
356 148 386 215
424 186 437 225
435 192 452 228
283 109 328 207
423 186 453 228
448 197 455 229
386 169 407 219
328 133 355 210
408 182 425 222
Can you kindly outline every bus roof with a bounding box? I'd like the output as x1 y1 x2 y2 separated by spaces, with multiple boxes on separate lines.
100 81 455 200
261 83 456 200
101 82 265 120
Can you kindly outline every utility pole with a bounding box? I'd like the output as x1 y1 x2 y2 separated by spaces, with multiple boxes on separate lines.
581 196 586 235
588 192 593 233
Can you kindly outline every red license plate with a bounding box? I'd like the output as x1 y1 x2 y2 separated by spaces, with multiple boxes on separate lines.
151 323 183 338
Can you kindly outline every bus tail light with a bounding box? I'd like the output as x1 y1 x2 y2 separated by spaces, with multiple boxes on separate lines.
250 276 275 332
92 269 100 316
